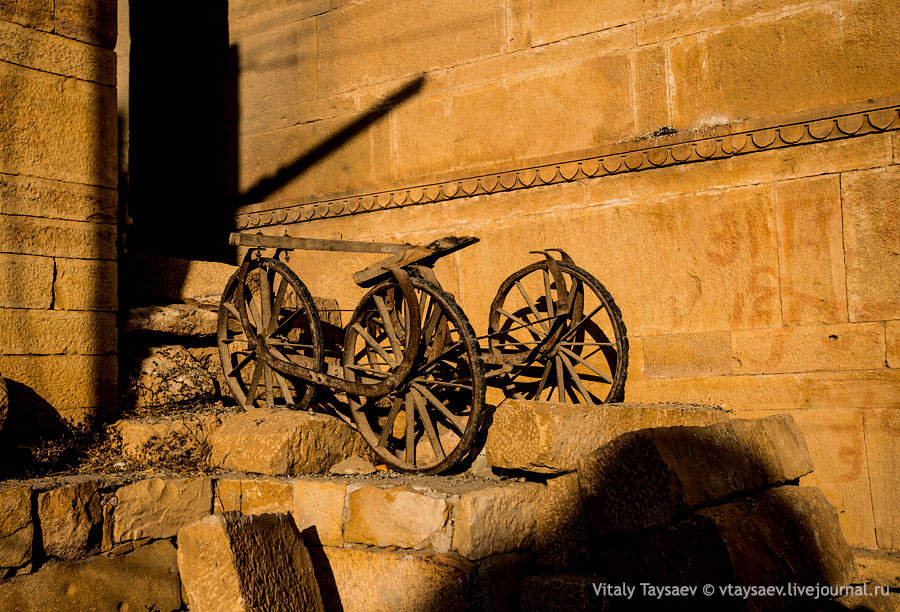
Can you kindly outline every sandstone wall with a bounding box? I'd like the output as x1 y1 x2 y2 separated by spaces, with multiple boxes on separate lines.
226 0 899 551
0 0 118 425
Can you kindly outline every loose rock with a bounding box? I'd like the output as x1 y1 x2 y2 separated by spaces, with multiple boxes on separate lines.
37 479 102 559
452 481 543 560
345 484 451 550
209 409 372 476
0 484 32 577
485 400 729 474
177 512 324 612
125 303 218 337
329 455 376 475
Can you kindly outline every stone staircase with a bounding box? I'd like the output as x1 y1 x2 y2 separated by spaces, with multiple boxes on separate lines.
1 400 897 611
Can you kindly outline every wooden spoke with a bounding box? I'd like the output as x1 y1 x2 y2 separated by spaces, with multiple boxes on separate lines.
495 308 544 342
226 351 255 377
412 383 465 436
259 267 272 333
555 355 565 402
414 391 445 460
559 346 613 384
266 276 290 335
245 360 263 405
352 323 396 366
264 365 275 409
559 352 593 403
373 295 403 357
344 364 390 378
559 304 605 342
404 393 416 465
378 399 403 448
515 280 549 332
534 360 552 399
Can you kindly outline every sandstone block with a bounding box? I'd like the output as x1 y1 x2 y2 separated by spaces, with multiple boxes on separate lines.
129 254 236 303
841 165 900 322
345 485 451 551
0 540 182 612
531 0 639 45
0 309 115 355
115 413 222 463
0 214 116 260
452 481 543 560
596 487 856 600
731 322 885 375
37 480 101 559
864 409 900 550
578 415 813 534
632 43 670 138
317 0 504 96
775 175 847 324
0 253 53 309
0 20 115 84
668 0 900 129
854 548 900 589
125 303 218 337
291 478 347 546
209 409 371 475
53 258 117 311
533 473 589 571
0 0 53 30
53 0 116 48
177 512 324 612
0 167 116 223
0 355 117 415
485 400 728 474
329 455 375 475
888 320 899 368
320 546 471 612
113 478 212 542
215 477 243 513
125 346 217 409
776 408 876 548
641 330 731 378
0 484 32 575
241 478 293 514
0 63 116 187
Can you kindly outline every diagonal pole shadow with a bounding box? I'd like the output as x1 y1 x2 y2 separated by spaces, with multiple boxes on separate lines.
238 74 426 207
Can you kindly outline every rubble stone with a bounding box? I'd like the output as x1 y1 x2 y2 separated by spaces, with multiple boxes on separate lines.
125 303 218 337
177 512 324 612
113 478 212 542
0 540 182 612
485 400 729 473
126 345 216 409
36 479 102 559
0 484 32 576
329 455 376 475
578 415 813 534
115 413 222 463
209 409 371 475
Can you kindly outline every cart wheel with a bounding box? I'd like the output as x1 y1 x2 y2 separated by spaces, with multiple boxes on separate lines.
343 278 486 474
488 260 628 404
217 257 325 410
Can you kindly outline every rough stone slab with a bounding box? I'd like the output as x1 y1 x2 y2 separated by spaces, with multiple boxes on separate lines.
37 480 101 559
124 303 218 337
0 252 53 309
533 473 589 570
595 486 857 599
485 400 729 474
578 415 813 534
319 546 471 612
0 540 182 612
292 478 347 547
209 409 371 476
0 484 32 575
345 484 451 551
115 412 223 463
113 478 212 542
214 477 244 513
519 574 606 612
125 345 217 409
452 481 543 560
129 254 236 303
240 478 292 515
329 455 375 475
177 512 324 612
53 258 117 311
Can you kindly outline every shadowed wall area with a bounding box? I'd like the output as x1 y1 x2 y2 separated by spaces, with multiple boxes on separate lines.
0 0 119 470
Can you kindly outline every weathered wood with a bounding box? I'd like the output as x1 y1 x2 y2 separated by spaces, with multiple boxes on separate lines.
352 236 479 285
229 232 407 254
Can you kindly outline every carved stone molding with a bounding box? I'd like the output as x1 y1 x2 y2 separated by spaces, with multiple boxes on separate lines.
235 100 900 229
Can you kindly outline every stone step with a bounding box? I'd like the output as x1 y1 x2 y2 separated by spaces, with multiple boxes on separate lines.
577 414 813 534
485 400 729 474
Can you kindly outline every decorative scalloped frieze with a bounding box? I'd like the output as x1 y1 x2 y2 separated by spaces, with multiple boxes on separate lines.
235 103 900 230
